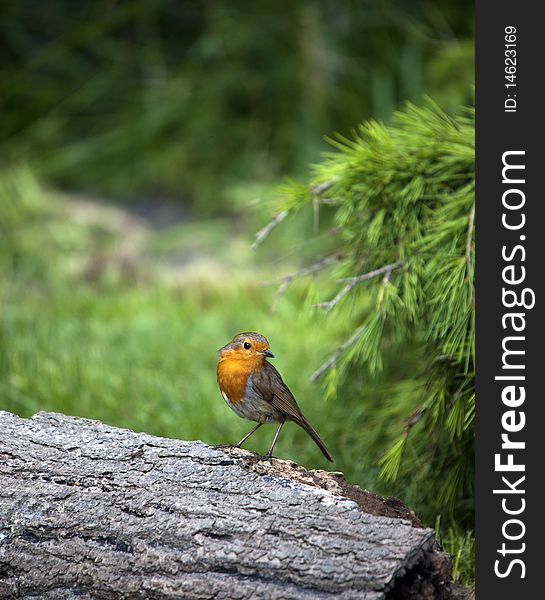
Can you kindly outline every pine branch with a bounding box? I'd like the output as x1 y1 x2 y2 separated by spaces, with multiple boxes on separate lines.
262 255 344 312
316 262 404 312
403 407 424 439
309 326 367 383
310 178 340 232
310 177 339 196
262 255 344 287
251 210 288 250
256 102 475 525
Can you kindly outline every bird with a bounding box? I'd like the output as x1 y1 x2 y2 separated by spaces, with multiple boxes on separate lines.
216 332 334 462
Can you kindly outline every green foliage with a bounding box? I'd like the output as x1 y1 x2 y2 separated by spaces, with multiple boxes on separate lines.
435 516 475 586
274 101 475 527
1 1 473 209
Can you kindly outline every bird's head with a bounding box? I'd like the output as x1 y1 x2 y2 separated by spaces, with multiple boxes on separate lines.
217 332 274 366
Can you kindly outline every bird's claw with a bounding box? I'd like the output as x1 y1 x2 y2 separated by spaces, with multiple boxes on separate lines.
212 443 235 450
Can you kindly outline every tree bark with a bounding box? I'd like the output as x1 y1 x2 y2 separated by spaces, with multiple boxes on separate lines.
0 411 451 599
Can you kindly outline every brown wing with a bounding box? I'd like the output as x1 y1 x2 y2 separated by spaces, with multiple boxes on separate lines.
253 362 304 423
254 362 334 462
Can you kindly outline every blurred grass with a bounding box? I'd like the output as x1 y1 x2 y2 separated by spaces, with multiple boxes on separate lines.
435 517 475 586
0 0 474 210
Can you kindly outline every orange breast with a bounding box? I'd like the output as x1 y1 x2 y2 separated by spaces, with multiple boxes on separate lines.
217 358 251 404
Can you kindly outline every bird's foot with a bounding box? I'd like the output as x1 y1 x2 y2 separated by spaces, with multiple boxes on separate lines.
213 444 274 463
212 443 236 450
238 453 273 464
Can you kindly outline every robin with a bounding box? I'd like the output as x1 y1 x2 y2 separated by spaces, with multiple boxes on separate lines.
216 332 334 462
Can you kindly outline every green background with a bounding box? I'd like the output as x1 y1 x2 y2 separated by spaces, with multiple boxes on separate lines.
0 0 474 584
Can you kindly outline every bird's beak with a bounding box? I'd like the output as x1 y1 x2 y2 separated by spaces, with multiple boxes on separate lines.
262 349 274 358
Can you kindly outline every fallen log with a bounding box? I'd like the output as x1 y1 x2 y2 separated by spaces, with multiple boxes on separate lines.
0 411 451 599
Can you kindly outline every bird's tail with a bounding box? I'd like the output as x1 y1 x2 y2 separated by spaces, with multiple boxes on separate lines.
297 416 334 462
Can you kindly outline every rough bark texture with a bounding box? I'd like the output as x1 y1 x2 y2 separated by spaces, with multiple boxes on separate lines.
0 411 451 599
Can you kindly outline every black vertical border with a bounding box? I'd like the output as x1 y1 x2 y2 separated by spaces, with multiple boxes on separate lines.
476 1 542 597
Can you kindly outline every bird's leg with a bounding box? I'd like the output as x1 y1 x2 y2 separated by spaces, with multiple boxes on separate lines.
265 421 285 460
236 422 263 448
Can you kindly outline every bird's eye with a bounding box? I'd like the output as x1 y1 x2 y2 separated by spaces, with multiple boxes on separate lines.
243 342 251 350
